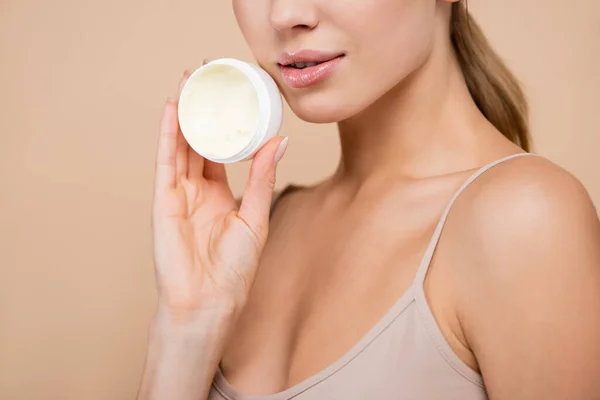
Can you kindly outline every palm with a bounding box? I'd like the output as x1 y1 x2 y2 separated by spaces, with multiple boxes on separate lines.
155 176 255 307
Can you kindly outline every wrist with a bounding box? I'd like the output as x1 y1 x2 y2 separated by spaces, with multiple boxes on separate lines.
152 301 237 337
139 304 233 400
147 307 233 369
156 291 245 322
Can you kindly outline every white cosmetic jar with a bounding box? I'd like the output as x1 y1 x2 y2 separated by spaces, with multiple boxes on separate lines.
177 58 283 164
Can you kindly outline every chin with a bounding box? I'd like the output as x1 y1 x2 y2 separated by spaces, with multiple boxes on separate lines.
284 89 366 124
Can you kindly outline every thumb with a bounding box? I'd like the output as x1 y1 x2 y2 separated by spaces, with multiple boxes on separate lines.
238 136 289 244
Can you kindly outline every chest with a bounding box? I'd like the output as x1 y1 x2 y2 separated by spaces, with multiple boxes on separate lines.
220 198 442 394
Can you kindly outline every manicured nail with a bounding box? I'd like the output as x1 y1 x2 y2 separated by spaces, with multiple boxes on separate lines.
274 137 289 164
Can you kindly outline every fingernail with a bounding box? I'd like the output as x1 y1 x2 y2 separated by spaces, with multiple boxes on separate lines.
274 137 289 164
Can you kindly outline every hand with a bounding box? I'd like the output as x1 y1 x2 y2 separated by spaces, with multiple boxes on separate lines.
151 69 288 319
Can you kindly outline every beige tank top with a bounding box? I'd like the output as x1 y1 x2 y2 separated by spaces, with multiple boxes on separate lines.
209 153 535 400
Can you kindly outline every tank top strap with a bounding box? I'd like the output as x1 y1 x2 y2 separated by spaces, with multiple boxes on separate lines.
412 152 537 287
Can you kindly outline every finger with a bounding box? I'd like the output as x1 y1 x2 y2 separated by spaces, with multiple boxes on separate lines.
155 99 179 191
177 70 192 100
175 131 188 179
204 159 229 184
238 136 289 240
187 145 205 182
175 71 192 180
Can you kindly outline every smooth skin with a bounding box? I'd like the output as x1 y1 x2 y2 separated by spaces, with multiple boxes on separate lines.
138 0 600 399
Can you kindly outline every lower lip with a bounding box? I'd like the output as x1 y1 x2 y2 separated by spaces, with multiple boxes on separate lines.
279 56 344 89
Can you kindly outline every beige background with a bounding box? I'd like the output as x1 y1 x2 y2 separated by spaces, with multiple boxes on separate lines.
1 0 598 399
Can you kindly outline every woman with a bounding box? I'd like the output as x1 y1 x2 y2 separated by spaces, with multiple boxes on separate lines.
138 0 600 399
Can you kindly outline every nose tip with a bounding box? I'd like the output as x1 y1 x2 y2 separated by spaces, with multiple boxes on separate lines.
269 0 318 32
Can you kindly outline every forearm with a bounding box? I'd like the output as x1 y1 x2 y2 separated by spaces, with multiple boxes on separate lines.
137 307 235 400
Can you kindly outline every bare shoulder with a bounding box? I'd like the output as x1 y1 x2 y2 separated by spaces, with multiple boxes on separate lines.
449 153 600 282
447 154 600 397
454 154 599 250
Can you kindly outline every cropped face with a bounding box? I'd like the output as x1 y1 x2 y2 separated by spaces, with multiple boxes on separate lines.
233 0 453 123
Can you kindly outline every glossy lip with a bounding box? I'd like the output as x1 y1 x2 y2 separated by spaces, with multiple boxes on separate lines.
276 49 344 66
277 50 345 89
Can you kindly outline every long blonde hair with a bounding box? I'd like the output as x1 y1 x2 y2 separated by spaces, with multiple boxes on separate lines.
451 2 531 151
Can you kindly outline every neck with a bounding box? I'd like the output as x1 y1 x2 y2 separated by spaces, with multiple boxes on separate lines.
333 37 493 188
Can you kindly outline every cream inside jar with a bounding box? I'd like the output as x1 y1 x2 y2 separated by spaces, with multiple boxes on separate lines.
178 64 259 160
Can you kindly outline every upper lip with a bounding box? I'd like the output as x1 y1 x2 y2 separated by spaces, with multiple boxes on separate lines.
277 50 344 66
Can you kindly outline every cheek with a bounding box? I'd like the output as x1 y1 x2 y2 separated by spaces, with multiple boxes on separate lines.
355 1 437 88
232 0 272 63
